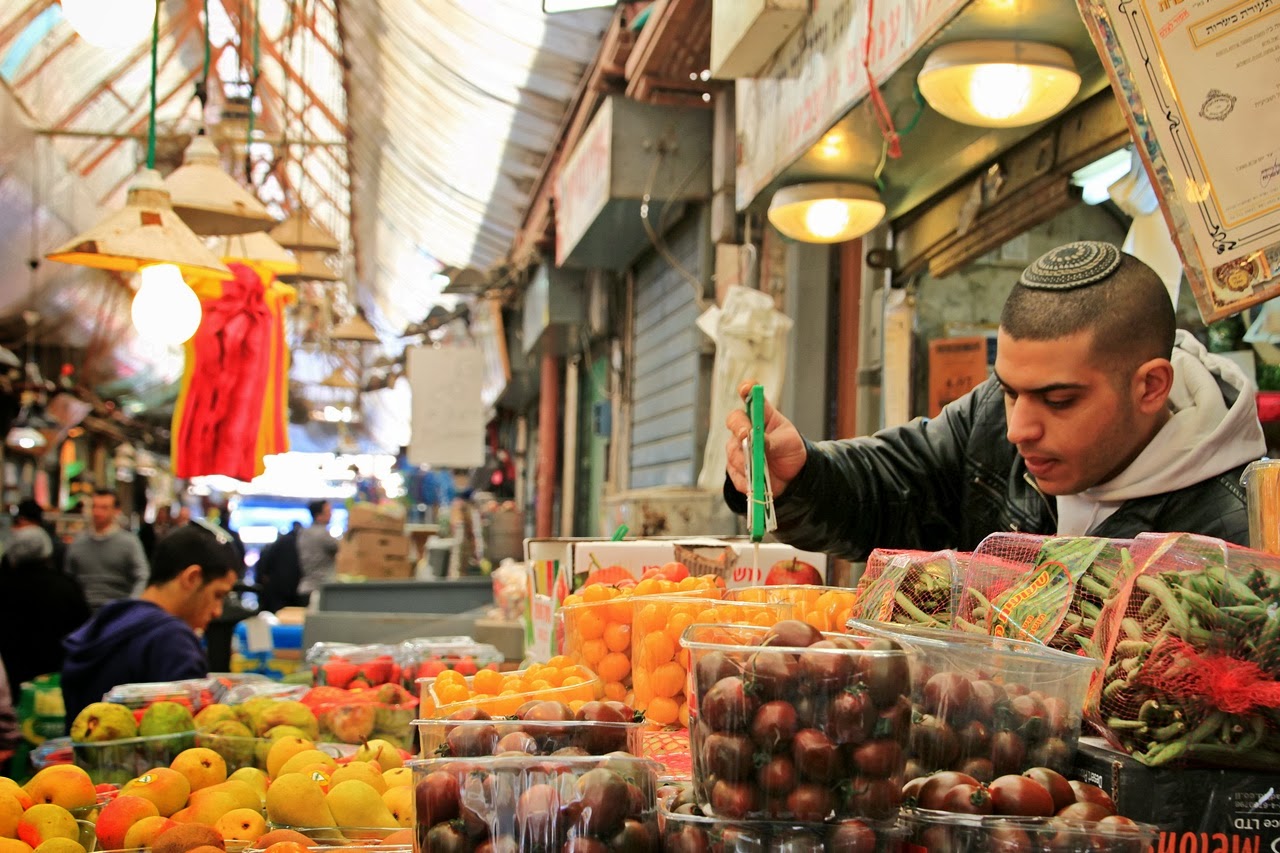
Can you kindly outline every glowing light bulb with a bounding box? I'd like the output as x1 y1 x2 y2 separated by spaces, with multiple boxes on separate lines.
967 63 1033 122
804 199 852 241
60 0 156 49
132 264 202 346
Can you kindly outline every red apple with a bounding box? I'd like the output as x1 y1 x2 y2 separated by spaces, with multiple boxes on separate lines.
765 558 822 585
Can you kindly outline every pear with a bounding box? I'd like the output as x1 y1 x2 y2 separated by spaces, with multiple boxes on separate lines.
353 739 402 772
327 763 385 794
324 781 397 836
276 750 336 779
265 775 337 839
226 769 268 807
69 703 137 743
192 704 238 730
380 787 413 828
265 738 316 779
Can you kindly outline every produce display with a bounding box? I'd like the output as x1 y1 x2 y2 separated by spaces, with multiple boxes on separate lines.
417 701 644 758
899 766 1158 852
1093 532 1280 769
421 660 602 719
307 645 404 689
634 597 788 728
729 585 858 633
69 701 198 785
683 621 911 822
847 623 1098 779
413 754 661 852
847 550 961 629
399 637 504 687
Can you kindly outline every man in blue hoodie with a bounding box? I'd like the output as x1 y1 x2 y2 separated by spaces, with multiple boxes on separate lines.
61 520 239 726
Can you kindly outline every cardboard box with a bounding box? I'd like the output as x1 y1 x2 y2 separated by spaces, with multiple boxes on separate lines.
347 502 405 533
522 539 580 663
346 530 410 559
336 546 413 579
1072 738 1280 851
572 538 827 589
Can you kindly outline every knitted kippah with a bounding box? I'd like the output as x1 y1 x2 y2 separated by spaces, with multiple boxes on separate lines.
1018 241 1123 290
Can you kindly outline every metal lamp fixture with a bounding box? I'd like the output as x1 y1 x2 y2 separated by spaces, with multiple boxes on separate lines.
767 182 886 244
330 310 380 344
917 40 1081 129
165 135 278 235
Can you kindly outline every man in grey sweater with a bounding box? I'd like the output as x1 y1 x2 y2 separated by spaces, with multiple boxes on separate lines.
297 499 338 600
66 490 149 611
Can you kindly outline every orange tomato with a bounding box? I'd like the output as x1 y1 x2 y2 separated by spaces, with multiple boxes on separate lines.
603 622 632 653
646 696 680 726
651 662 686 699
597 652 631 684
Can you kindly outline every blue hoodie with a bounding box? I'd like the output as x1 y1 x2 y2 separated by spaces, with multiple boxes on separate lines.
61 599 208 727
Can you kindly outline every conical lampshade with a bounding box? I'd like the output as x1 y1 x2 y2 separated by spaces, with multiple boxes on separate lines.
320 367 358 389
165 136 278 235
270 210 340 253
276 251 341 282
46 169 232 279
215 231 300 276
331 311 380 343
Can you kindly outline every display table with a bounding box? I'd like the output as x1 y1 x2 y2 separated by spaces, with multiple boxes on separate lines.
315 577 492 614
299 608 524 661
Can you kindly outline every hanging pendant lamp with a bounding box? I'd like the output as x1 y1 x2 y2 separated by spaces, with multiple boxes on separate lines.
767 182 886 244
276 250 341 283
216 231 300 276
320 366 359 390
270 210 341 253
917 40 1081 129
165 135 278 236
330 310 380 344
46 169 231 278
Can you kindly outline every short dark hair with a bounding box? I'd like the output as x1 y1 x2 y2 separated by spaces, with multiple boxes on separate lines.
1000 252 1176 373
149 523 238 587
14 499 43 524
308 500 329 520
92 489 119 507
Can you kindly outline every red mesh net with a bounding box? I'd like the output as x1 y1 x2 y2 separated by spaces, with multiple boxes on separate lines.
1090 532 1280 770
642 727 691 779
847 549 962 628
953 534 1129 656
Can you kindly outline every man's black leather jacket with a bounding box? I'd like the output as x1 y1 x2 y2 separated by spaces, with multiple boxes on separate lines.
726 378 1253 560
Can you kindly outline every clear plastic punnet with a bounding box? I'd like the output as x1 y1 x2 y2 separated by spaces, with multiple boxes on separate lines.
899 808 1158 852
414 712 644 759
847 621 1099 780
398 636 503 687
848 549 964 629
1090 532 1280 770
306 643 403 688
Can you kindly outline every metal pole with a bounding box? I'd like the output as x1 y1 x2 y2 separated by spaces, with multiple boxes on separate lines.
536 350 561 538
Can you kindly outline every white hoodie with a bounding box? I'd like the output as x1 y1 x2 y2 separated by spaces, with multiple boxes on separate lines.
1055 330 1266 535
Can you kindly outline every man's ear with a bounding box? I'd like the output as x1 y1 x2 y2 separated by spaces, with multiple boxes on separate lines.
179 564 205 590
1134 357 1174 415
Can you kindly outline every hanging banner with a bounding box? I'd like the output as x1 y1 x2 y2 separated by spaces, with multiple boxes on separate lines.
1079 0 1280 321
406 345 486 469
734 0 968 209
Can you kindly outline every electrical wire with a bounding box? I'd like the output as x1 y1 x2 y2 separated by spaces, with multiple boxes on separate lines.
639 144 712 313
146 0 160 169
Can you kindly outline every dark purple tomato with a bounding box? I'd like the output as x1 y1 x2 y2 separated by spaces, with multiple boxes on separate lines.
719 826 765 852
495 730 539 755
873 696 913 745
424 822 471 853
1069 780 1116 812
552 746 590 757
744 650 796 700
763 619 823 648
1009 694 1047 740
449 706 493 722
573 718 629 755
1041 696 1070 733
476 838 519 853
751 701 798 751
901 775 928 803
446 723 499 757
514 700 541 719
756 754 797 796
415 770 459 826
710 779 757 819
970 680 1006 719
1097 815 1148 853
1057 801 1114 821
985 821 1033 852
625 782 648 818
704 731 755 781
844 777 900 820
792 729 839 783
516 783 561 842
909 715 959 768
990 731 1027 776
786 784 834 822
940 782 993 815
916 771 979 810
694 651 738 695
801 640 853 687
829 689 876 745
792 694 819 729
924 671 973 721
663 826 709 853
608 818 653 853
956 719 991 757
770 830 824 852
525 701 575 736
825 821 878 853
562 838 609 853
1023 767 1075 812
988 774 1054 817
1028 737 1071 772
701 677 760 733
918 826 958 853
857 638 910 707
960 757 995 784
852 739 903 777
574 767 629 836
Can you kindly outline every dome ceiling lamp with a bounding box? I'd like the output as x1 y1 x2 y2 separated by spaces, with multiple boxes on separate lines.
165 135 279 236
917 40 1082 129
767 182 887 244
330 310 380 344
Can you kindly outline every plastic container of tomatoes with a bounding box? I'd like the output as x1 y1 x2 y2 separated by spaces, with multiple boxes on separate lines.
898 808 1158 852
412 753 662 851
847 621 1100 780
681 621 914 822
415 711 644 759
420 663 603 719
632 596 791 728
730 584 860 632
399 636 503 687
306 642 404 688
660 796 906 852
103 679 216 712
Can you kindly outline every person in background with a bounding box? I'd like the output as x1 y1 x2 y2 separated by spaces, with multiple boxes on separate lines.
61 521 239 726
65 490 149 611
297 500 338 601
724 242 1265 555
139 505 172 559
0 657 18 777
0 509 90 687
11 500 65 573
257 521 304 612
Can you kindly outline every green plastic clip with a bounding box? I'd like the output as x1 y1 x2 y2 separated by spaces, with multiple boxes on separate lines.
744 384 776 543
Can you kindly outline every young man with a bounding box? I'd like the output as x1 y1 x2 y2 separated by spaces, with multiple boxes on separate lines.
296 500 338 600
724 241 1265 558
61 521 239 726
65 490 149 611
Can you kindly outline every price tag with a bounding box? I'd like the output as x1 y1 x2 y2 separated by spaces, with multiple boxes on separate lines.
242 615 274 654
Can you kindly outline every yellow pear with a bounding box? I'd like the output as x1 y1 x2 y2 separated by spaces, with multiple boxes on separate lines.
328 763 386 794
265 775 336 836
265 739 317 779
121 816 177 850
324 781 397 836
353 740 402 772
169 749 227 792
16 805 77 848
0 840 32 853
277 750 337 779
380 768 412 789
380 787 413 828
213 808 266 842
0 783 29 811
197 781 260 814
120 769 191 818
226 769 268 807
173 790 239 825
22 767 95 811
0 791 24 838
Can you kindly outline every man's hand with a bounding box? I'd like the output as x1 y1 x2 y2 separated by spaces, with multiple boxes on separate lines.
724 380 808 498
